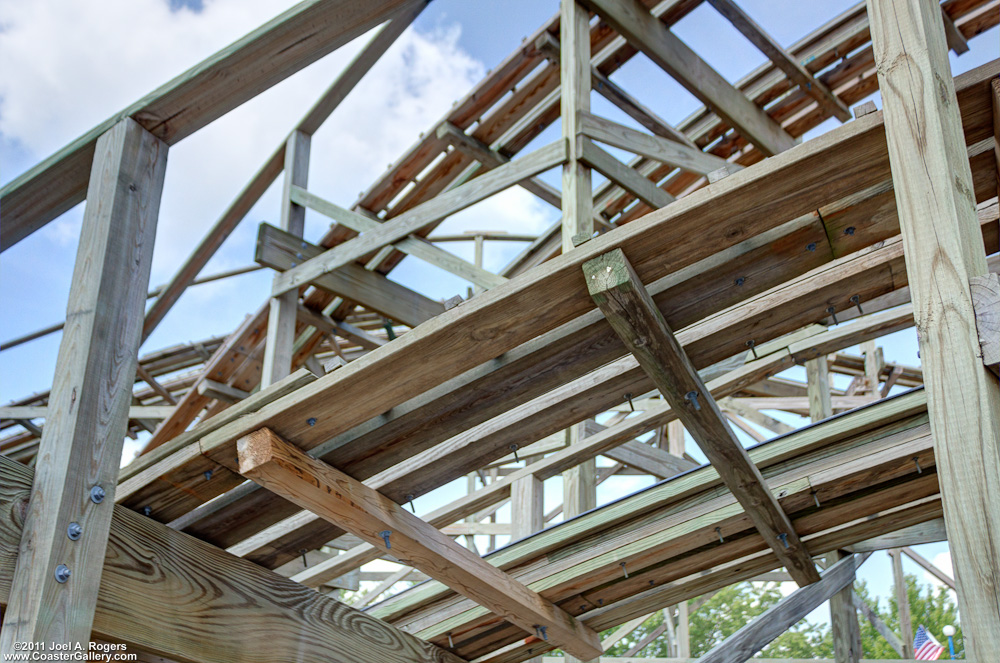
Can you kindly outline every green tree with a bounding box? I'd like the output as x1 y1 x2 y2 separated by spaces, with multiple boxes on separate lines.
855 574 963 659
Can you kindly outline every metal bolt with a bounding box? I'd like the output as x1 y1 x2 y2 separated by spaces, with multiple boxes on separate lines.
734 277 745 287
685 391 701 412
625 392 635 412
142 506 152 517
204 470 213 481
746 339 757 359
806 242 817 252
914 456 923 474
128 183 137 192
300 549 309 568
295 252 304 260
620 561 629 578
777 533 790 548
90 485 106 504
54 564 71 583
406 494 416 512
715 526 724 543
535 625 548 641
307 417 317 427
844 226 856 236
812 491 821 508
827 306 839 324
850 294 864 315
447 633 454 649
379 530 392 549
509 443 520 463
67 522 83 541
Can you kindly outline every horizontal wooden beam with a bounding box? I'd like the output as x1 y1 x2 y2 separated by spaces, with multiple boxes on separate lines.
579 112 732 176
272 140 567 296
0 0 420 250
579 138 675 209
584 248 820 586
0 457 461 663
256 223 444 327
237 427 604 661
0 405 174 420
577 0 796 156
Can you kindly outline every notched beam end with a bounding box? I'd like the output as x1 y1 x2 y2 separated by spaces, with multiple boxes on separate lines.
583 248 638 297
236 427 283 475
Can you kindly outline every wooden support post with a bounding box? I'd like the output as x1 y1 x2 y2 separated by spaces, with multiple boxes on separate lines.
869 0 1000 657
806 356 833 422
262 130 310 387
827 550 862 663
584 248 820 586
667 420 685 457
511 475 544 541
853 591 906 656
676 600 690 658
238 427 604 661
562 423 597 519
889 548 915 658
699 555 863 663
0 118 167 649
560 0 592 252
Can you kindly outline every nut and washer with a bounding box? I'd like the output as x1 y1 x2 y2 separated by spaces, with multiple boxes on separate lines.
54 564 71 583
90 485 106 504
67 522 83 541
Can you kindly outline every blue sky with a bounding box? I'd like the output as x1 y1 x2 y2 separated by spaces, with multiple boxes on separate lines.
2 0 994 642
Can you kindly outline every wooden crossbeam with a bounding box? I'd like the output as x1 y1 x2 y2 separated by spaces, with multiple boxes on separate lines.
706 0 851 122
237 428 603 660
579 112 733 176
579 138 675 209
699 554 864 663
578 0 796 156
0 0 418 250
583 248 820 585
0 406 175 421
271 140 566 297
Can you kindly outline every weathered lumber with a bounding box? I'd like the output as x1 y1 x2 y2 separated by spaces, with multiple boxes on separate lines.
0 0 419 250
579 139 675 209
901 546 956 590
888 548 914 658
699 555 864 663
869 0 1000 657
577 0 795 156
849 518 947 553
970 272 1000 376
852 591 905 657
0 406 175 421
237 427 604 661
560 0 593 252
584 248 819 585
0 457 462 663
0 119 168 648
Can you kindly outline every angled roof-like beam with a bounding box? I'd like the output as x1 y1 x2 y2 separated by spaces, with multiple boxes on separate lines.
706 0 851 122
236 427 605 661
583 248 820 585
578 0 796 156
0 0 424 251
0 457 462 663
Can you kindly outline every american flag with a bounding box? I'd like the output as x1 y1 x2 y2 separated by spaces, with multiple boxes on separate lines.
913 624 945 660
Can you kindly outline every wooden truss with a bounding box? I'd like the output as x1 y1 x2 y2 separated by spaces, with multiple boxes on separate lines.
2 0 998 661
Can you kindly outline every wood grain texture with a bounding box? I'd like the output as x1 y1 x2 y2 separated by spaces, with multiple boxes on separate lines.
0 457 462 663
237 427 603 661
580 139 675 209
869 0 1000 657
560 0 593 253
970 272 1000 374
584 248 820 586
578 0 795 156
699 555 862 663
1 118 167 649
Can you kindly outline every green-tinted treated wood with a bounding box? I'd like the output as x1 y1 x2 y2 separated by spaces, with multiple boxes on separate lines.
0 0 418 251
579 139 674 209
583 248 820 586
0 118 167 649
560 0 593 253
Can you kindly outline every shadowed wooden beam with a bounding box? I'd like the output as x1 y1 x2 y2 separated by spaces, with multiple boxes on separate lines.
869 0 1000 656
237 427 604 661
699 554 865 663
1 118 168 648
0 0 421 251
577 0 795 156
0 457 463 663
583 248 820 586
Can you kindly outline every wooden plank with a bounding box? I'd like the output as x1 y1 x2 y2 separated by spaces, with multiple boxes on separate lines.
0 406 175 420
580 139 675 209
849 518 947 553
901 546 956 590
288 186 506 289
0 118 167 648
806 356 833 421
698 555 863 663
198 380 251 404
256 223 443 327
237 427 604 661
560 0 593 252
0 0 418 250
603 439 698 479
826 550 862 663
852 592 905 657
272 140 567 296
888 548 914 658
869 0 1000 657
578 0 796 156
590 68 695 147
511 475 544 541
940 6 970 55
706 0 851 122
135 364 178 406
970 272 1000 376
579 112 732 176
0 457 462 663
262 130 310 387
583 248 820 586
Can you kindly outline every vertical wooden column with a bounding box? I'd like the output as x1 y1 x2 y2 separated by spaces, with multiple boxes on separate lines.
806 356 832 421
562 423 597 520
667 420 685 457
512 473 545 663
869 0 1000 658
889 548 915 658
827 550 862 663
0 118 167 650
261 130 311 387
560 0 592 251
676 600 690 658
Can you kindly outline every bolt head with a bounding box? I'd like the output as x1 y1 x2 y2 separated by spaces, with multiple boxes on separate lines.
54 564 71 583
204 470 213 481
142 506 152 517
844 226 856 235
67 522 83 541
806 242 817 252
734 277 745 286
307 417 317 427
90 485 106 504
